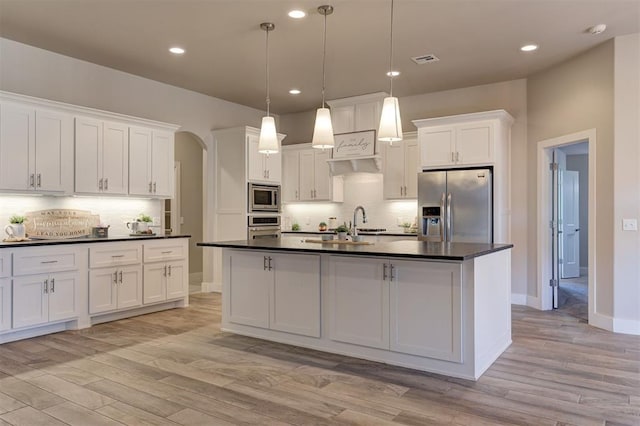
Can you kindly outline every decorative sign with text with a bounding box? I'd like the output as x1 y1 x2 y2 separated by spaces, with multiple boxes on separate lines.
332 130 376 159
25 209 100 239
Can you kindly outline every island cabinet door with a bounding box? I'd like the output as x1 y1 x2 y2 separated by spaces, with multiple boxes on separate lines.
327 256 389 349
0 278 11 332
389 260 462 363
270 253 320 338
228 250 270 329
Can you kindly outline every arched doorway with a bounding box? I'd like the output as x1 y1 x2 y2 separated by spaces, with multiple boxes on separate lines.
171 131 206 293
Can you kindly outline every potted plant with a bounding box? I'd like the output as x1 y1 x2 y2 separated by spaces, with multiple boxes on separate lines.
5 215 27 239
291 223 301 231
399 222 413 233
335 224 350 240
137 214 153 233
318 221 327 232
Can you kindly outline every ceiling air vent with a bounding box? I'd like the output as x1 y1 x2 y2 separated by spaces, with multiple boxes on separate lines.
411 54 439 65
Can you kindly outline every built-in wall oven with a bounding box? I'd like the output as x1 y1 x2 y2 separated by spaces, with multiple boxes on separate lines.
247 215 281 240
248 182 281 212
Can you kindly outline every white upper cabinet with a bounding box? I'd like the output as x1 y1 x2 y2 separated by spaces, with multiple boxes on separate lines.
129 127 174 197
0 102 73 193
75 117 128 195
382 132 419 199
414 110 513 169
327 92 386 135
247 130 284 183
282 144 343 203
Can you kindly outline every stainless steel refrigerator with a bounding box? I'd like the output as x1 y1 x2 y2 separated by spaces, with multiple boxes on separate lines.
418 168 492 243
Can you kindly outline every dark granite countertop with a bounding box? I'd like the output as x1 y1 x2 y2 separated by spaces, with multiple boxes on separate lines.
0 234 191 249
198 236 512 261
282 230 418 237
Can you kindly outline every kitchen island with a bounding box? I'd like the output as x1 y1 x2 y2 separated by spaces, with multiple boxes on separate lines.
199 237 513 380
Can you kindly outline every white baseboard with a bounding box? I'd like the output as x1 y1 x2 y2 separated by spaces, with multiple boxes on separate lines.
613 317 640 335
511 293 527 305
590 311 613 332
526 294 542 310
201 281 221 293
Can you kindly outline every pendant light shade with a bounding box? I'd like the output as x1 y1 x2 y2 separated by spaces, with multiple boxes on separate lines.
378 96 402 142
258 116 279 153
378 0 403 144
258 22 279 154
312 107 335 149
312 5 335 149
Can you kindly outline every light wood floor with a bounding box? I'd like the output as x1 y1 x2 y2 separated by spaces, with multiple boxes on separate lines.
0 293 638 426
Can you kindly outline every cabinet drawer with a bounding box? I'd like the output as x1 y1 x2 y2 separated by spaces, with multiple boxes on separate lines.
13 247 80 276
0 252 10 278
90 243 142 268
143 240 187 263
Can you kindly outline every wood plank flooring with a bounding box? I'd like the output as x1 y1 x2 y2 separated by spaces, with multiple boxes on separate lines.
0 293 638 425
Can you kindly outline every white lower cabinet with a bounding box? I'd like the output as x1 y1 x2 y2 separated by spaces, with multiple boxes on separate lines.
89 265 142 314
0 278 11 332
13 271 79 329
142 238 188 305
143 260 186 305
227 250 320 337
327 256 389 349
328 255 462 362
389 259 462 362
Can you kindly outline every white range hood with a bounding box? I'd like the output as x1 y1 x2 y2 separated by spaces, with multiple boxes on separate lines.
326 155 382 175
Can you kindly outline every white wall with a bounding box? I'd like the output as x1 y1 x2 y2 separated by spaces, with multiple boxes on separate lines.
0 38 267 288
280 79 529 297
613 33 640 332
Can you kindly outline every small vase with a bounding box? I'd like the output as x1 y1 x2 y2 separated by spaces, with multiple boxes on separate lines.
337 232 348 241
5 223 25 239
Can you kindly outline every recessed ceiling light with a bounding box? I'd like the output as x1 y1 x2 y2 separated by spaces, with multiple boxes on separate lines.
386 71 400 77
520 44 538 52
587 24 607 35
288 10 306 19
289 89 301 95
169 47 185 55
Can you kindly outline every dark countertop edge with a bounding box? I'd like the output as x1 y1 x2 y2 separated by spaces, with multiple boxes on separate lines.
282 231 418 237
197 241 513 261
0 234 191 248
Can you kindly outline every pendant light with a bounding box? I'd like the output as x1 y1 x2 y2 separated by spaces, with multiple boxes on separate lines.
258 22 279 154
312 5 335 150
378 0 403 144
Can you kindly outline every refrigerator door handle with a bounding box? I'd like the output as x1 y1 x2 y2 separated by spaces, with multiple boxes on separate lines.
440 192 446 241
446 193 452 242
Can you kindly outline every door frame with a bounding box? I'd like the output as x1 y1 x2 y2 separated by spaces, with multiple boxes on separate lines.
536 129 596 321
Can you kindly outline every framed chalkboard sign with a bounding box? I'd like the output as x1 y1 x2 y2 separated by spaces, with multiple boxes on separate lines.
332 130 376 159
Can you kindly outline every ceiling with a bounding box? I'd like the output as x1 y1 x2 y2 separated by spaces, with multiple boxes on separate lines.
0 0 638 115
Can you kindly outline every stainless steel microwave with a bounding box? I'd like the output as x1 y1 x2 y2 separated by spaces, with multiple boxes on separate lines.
248 182 281 212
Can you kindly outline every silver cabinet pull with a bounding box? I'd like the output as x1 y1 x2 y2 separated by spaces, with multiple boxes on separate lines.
37 173 41 187
163 265 167 277
263 256 268 271
30 174 35 188
451 152 455 162
295 190 298 200
41 260 58 264
456 152 460 162
153 182 157 193
99 178 103 190
44 278 49 293
168 265 172 276
390 264 396 281
119 271 123 283
161 251 172 254
149 182 153 193
114 271 118 284
267 257 273 271
383 263 388 280
112 254 124 258
104 178 108 190
51 278 55 293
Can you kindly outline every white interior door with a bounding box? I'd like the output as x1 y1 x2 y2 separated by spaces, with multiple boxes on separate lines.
561 170 580 278
551 149 566 308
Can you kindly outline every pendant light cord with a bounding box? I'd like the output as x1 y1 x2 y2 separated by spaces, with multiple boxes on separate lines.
321 10 327 108
388 0 395 97
265 27 271 117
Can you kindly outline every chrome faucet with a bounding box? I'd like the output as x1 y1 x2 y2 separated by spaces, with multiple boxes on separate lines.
352 205 367 236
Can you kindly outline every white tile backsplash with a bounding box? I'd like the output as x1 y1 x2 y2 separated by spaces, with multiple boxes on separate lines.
282 174 417 232
0 195 162 237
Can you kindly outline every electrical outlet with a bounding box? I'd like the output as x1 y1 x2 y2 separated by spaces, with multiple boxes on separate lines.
622 219 638 231
152 216 160 226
